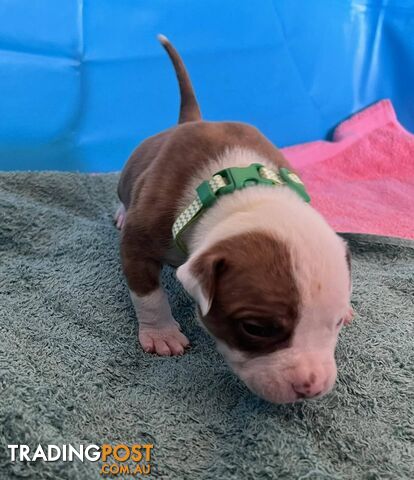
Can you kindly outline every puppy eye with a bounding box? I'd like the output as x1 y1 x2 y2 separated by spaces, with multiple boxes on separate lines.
336 318 343 328
241 321 280 338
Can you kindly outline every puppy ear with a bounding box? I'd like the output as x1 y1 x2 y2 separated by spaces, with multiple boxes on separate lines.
342 243 354 325
344 306 354 325
176 251 225 316
345 243 353 293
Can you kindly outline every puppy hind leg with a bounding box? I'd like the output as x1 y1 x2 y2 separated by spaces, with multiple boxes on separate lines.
114 204 126 230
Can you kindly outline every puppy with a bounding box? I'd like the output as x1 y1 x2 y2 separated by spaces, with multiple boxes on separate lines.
116 35 353 403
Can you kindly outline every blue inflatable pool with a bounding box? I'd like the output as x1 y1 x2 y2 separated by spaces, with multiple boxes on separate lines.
1 0 413 172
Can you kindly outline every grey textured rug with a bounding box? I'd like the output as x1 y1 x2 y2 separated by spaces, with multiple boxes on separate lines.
0 172 413 480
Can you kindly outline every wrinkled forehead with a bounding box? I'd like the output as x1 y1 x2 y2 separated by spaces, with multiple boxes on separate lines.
201 232 301 354
213 241 299 319
290 235 351 313
200 230 351 356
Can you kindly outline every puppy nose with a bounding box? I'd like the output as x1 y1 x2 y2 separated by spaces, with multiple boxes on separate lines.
292 374 325 399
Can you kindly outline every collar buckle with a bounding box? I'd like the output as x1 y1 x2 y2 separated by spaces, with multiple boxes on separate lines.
196 163 274 209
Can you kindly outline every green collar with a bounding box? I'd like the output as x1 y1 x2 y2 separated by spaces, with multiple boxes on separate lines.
172 163 310 254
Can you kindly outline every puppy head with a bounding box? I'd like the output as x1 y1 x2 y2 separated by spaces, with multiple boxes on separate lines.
177 230 353 403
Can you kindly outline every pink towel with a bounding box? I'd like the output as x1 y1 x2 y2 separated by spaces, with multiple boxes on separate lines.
281 99 414 240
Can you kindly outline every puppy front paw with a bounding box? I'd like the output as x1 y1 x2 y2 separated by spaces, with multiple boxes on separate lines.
139 324 190 356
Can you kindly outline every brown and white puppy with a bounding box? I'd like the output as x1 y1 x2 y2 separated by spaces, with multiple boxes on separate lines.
116 35 354 404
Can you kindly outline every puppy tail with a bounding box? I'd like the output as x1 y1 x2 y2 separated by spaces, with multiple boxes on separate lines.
158 34 202 124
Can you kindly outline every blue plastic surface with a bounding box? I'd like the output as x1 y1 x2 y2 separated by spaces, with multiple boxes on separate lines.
1 0 413 172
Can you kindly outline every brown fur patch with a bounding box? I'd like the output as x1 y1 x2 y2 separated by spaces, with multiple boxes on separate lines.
192 231 300 354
